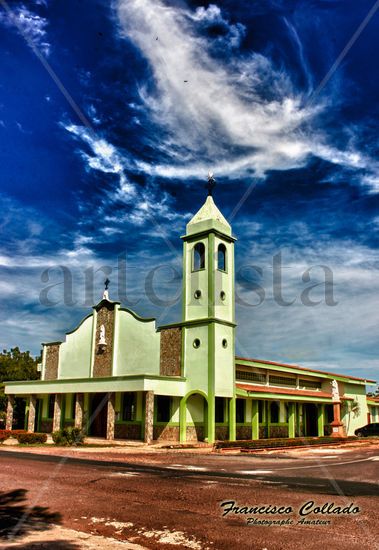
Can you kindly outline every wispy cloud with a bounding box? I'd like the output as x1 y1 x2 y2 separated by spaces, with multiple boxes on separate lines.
0 4 51 56
114 0 376 181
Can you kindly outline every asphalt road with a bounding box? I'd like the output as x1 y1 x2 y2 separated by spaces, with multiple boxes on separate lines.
0 446 378 550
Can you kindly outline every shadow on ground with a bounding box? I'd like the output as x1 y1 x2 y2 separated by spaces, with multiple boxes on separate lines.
0 489 80 549
3 542 80 549
255 476 378 496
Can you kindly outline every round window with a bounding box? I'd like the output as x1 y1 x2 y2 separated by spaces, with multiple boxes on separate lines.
222 338 228 348
193 338 201 349
194 290 202 299
220 291 226 301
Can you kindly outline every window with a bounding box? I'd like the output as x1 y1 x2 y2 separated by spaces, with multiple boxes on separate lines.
222 338 228 348
122 392 136 421
258 401 264 423
236 399 245 423
193 338 201 348
215 397 225 423
218 243 226 271
236 370 266 384
48 395 55 419
193 242 205 270
269 375 296 387
299 379 322 390
71 394 76 419
270 401 280 423
156 396 171 422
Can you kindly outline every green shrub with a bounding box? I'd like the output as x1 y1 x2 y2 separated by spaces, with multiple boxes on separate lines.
52 427 84 446
16 432 47 444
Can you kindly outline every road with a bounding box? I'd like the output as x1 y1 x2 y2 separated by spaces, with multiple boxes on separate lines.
0 445 378 549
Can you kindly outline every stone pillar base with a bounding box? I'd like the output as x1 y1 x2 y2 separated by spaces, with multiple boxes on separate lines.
5 396 15 431
75 393 84 430
330 421 345 437
28 395 37 433
106 393 115 441
144 391 154 444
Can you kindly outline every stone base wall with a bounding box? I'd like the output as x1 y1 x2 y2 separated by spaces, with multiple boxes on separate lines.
186 425 204 442
259 426 268 439
236 426 252 440
215 426 229 441
115 423 142 440
269 425 289 438
153 425 180 441
40 420 53 433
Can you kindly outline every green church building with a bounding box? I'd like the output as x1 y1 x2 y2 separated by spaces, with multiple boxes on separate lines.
4 183 378 443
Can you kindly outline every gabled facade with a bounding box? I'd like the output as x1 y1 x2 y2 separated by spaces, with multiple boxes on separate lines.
4 190 376 442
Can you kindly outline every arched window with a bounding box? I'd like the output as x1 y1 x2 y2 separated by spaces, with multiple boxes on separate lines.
218 243 226 271
270 401 280 423
193 242 205 270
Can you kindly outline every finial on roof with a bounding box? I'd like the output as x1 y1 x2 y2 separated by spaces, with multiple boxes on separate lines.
206 171 216 197
103 278 110 300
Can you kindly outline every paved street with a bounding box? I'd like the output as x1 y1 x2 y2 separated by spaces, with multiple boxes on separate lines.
0 445 378 549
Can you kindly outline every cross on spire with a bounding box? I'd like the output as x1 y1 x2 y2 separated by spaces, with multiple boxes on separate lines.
206 171 216 197
104 278 110 290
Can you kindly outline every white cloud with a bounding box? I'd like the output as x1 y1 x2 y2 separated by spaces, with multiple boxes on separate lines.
114 0 374 180
0 5 51 56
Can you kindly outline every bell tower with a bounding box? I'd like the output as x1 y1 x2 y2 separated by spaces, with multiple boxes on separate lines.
181 174 236 443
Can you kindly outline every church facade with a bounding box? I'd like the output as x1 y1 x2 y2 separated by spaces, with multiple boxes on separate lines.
4 191 378 443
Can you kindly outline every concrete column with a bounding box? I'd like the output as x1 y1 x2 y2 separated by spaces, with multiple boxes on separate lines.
288 402 295 439
228 397 236 441
27 395 37 432
106 392 115 440
75 393 84 430
207 396 215 444
317 404 324 437
144 391 154 444
251 400 259 440
52 394 62 432
179 396 186 443
5 396 15 431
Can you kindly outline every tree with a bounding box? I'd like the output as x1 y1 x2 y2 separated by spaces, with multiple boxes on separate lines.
0 347 41 422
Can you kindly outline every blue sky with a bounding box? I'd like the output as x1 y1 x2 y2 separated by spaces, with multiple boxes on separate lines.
0 0 378 383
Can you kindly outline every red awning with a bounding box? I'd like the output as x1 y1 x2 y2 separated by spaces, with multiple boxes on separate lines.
236 383 332 399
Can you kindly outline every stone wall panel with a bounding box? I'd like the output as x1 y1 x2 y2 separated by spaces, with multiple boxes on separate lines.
115 423 142 440
93 305 115 378
44 344 60 380
159 328 182 377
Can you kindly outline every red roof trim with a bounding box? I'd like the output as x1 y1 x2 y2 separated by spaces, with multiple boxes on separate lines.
235 356 376 384
236 383 333 399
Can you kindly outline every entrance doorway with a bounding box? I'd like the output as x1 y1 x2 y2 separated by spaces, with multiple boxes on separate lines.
304 403 318 436
89 393 108 437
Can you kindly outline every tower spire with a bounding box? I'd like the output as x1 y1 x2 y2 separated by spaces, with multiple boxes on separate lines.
206 171 216 197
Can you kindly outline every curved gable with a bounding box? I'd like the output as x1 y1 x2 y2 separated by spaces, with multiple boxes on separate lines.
115 308 160 376
59 314 94 379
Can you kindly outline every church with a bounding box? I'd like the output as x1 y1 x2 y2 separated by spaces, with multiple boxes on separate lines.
4 179 379 443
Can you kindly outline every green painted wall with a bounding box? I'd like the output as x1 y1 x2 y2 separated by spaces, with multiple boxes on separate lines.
342 382 368 435
214 323 234 397
183 325 209 394
186 393 204 423
115 310 160 376
59 315 93 379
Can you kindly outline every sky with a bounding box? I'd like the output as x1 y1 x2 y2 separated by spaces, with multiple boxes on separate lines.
0 0 378 384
